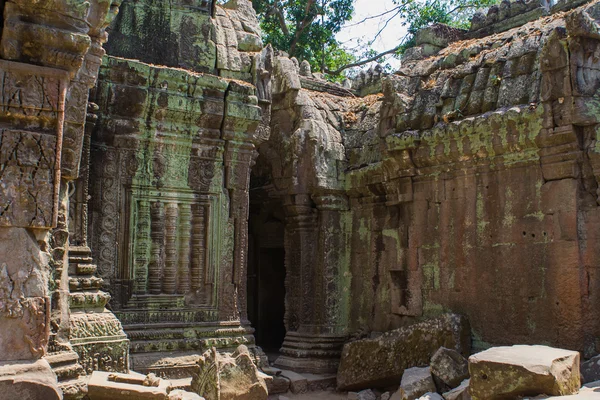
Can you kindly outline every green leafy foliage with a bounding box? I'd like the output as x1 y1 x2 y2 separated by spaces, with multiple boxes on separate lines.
395 0 501 53
252 0 356 74
251 0 501 77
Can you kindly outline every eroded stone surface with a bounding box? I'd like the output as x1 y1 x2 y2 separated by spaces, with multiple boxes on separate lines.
0 359 61 400
582 355 600 384
442 380 471 400
468 345 580 399
430 348 469 389
337 314 470 391
400 367 437 400
191 345 268 400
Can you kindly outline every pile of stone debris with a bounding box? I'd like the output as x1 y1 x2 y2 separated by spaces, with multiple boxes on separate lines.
336 314 600 400
345 345 592 400
80 314 600 399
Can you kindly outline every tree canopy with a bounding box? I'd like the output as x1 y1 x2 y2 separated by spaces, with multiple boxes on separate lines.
251 0 501 78
251 0 356 75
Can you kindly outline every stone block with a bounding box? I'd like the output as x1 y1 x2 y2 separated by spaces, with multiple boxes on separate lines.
400 367 437 400
417 394 444 400
262 372 290 395
430 347 469 389
0 228 51 361
337 314 470 391
0 359 61 400
415 24 466 48
391 388 408 400
468 345 580 399
541 179 578 215
348 389 377 400
191 345 268 400
442 379 471 400
88 371 172 399
279 370 307 394
582 354 600 384
168 390 204 400
0 60 70 228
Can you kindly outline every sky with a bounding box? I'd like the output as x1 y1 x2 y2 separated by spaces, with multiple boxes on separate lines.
337 0 408 71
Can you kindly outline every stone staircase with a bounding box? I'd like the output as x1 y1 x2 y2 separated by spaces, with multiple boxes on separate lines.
68 246 110 311
45 340 87 400
67 246 130 375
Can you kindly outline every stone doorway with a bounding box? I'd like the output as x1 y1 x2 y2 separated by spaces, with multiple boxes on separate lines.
248 199 287 358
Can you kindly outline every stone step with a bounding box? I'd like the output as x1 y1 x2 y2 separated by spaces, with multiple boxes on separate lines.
53 363 84 382
44 350 85 384
45 351 80 368
277 369 337 394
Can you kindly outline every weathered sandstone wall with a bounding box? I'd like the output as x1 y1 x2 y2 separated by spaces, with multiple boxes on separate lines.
251 0 600 371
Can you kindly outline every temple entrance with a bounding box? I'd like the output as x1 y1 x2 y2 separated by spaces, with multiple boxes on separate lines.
247 198 287 357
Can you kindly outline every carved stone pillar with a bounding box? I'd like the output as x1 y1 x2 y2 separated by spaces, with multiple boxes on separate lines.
224 141 256 324
274 194 350 374
67 104 129 378
0 1 123 397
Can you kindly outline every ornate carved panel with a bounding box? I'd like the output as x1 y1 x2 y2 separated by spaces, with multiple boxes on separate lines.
125 188 223 308
0 60 69 228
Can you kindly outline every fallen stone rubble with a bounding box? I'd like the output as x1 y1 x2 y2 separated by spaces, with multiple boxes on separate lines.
77 314 600 400
337 314 471 391
344 343 599 400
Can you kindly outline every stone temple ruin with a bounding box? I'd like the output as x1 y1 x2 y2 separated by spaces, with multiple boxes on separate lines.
4 0 600 398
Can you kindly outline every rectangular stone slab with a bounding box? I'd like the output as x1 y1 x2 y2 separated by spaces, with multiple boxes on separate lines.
468 345 580 399
337 314 471 391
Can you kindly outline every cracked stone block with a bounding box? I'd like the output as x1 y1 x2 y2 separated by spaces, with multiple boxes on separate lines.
468 345 580 400
430 347 469 389
401 367 437 400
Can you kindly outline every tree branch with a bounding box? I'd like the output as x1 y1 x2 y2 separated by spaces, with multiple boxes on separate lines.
341 0 411 28
324 43 404 75
265 3 289 36
370 7 403 44
289 0 317 55
341 6 401 28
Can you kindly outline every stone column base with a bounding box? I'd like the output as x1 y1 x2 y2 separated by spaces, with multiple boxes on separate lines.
69 310 130 375
274 331 347 374
0 359 61 400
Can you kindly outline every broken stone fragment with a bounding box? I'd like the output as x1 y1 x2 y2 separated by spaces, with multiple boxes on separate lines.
88 370 174 399
299 60 312 77
191 345 268 400
442 379 471 400
348 389 377 400
0 359 61 400
168 390 204 400
581 354 600 384
261 371 290 395
430 347 469 389
337 314 471 391
279 370 307 394
468 345 580 400
535 380 600 398
391 387 408 400
417 393 444 400
400 367 437 400
414 24 466 48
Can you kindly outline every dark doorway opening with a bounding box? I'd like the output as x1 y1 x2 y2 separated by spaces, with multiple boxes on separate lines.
247 200 286 357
